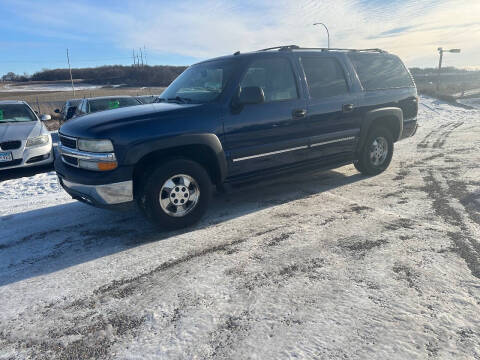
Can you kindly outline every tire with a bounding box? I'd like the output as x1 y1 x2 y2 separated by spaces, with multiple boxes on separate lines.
354 127 394 175
137 159 212 229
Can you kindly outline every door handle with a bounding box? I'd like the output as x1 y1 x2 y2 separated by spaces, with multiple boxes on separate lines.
342 104 354 113
292 109 307 119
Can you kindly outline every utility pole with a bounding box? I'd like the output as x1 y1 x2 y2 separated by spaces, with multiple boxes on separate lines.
144 45 147 65
139 47 144 66
313 22 330 49
132 49 136 66
66 48 75 97
436 47 461 92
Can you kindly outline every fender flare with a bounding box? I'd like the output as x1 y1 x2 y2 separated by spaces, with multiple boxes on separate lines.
124 133 228 183
356 107 403 151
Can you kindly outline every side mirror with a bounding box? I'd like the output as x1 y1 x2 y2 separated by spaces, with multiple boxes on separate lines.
40 114 51 121
54 109 60 113
238 86 265 105
66 107 77 119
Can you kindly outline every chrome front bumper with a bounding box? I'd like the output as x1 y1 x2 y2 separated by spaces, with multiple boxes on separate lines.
58 177 133 206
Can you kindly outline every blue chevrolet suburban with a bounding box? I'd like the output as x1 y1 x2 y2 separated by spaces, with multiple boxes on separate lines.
55 45 418 229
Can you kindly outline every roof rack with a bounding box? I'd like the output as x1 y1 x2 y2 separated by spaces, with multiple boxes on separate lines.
257 45 386 53
258 45 300 51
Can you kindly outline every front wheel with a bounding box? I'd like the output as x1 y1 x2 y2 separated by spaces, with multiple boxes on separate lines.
354 127 394 175
138 159 212 229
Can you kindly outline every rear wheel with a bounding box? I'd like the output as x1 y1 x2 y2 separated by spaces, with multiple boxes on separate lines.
137 159 212 229
354 127 393 175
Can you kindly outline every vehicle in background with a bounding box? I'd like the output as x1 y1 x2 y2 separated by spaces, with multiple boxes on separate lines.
0 100 54 170
54 99 81 123
56 45 418 229
136 95 160 104
72 96 142 118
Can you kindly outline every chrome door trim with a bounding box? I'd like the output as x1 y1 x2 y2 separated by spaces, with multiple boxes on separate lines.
232 136 356 162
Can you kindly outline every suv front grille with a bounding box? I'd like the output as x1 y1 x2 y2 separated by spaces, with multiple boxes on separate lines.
62 155 79 166
0 140 21 150
59 135 77 149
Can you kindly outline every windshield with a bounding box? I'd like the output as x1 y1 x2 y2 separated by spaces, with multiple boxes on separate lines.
89 97 141 113
0 104 37 123
159 60 236 104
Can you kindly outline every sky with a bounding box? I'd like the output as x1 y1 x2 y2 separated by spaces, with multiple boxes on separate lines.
0 0 479 75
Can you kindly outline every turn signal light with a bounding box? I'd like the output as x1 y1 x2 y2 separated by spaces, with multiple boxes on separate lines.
97 161 118 171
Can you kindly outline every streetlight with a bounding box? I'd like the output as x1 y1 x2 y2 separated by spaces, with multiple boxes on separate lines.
313 22 330 49
436 47 461 91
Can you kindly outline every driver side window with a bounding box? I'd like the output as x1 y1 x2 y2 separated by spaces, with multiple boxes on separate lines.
240 57 298 102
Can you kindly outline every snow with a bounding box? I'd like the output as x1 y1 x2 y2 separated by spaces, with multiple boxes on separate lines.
0 96 480 359
1 83 103 92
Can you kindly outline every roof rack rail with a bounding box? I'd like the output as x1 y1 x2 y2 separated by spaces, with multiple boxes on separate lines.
257 45 387 53
258 45 300 52
301 47 387 53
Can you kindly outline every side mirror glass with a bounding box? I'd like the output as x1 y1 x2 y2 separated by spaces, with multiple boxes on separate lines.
66 107 77 119
238 86 265 105
40 114 51 121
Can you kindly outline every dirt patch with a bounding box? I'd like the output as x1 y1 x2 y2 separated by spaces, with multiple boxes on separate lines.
267 232 293 246
384 218 415 231
348 205 372 214
392 263 421 293
94 237 248 299
339 236 388 254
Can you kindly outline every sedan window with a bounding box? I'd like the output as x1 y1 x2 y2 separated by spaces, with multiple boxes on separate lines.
0 104 37 123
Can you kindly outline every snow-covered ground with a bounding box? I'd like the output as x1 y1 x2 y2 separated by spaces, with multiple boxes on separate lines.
457 97 480 110
0 83 103 92
1 97 479 359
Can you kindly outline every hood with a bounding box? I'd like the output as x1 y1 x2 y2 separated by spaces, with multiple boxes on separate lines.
0 121 43 142
60 102 203 138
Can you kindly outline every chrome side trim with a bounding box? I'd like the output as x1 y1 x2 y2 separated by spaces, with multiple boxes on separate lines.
59 145 116 161
60 177 133 205
311 136 356 147
232 145 308 162
232 136 356 162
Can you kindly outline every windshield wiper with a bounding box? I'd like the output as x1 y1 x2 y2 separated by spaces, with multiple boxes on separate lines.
167 96 192 104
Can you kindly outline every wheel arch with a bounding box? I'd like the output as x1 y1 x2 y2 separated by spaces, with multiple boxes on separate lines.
130 134 227 198
356 107 403 152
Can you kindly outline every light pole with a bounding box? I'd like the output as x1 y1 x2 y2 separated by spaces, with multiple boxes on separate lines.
313 22 330 49
436 47 461 92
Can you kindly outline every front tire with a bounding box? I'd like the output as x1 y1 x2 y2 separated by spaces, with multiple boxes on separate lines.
138 159 212 229
354 127 394 175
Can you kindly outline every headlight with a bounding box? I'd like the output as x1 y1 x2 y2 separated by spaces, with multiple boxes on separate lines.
26 135 50 147
77 139 114 153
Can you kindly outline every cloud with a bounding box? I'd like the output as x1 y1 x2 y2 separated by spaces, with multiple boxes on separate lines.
3 0 479 68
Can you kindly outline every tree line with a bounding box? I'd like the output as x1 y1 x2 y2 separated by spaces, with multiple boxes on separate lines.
1 65 187 86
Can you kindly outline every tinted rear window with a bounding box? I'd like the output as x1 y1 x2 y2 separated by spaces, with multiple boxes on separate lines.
301 57 349 99
348 53 414 90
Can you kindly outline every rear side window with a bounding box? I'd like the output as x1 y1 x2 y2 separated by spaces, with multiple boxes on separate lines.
240 57 298 102
301 57 349 99
348 53 414 90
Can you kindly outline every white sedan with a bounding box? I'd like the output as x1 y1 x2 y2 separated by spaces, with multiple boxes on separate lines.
0 100 54 170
